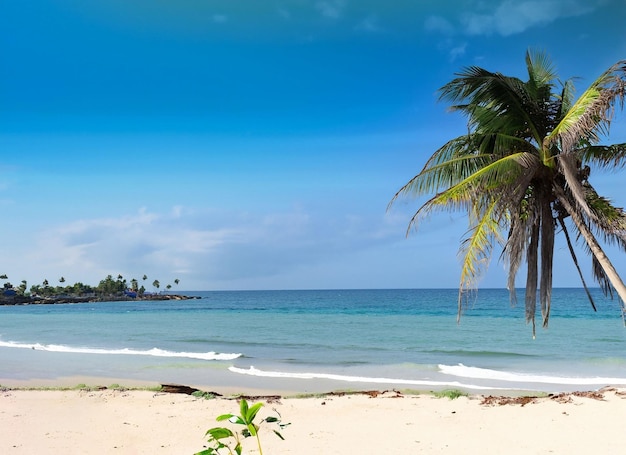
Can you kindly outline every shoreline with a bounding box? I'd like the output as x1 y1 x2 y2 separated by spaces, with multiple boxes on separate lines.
0 372 614 400
0 293 200 306
2 385 625 454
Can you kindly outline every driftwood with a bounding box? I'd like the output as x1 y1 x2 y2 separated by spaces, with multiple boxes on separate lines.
160 384 202 395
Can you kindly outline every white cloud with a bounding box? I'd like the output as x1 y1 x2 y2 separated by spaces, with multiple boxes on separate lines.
461 0 597 36
277 8 291 20
449 42 468 61
16 205 399 290
315 0 346 19
355 15 382 33
424 15 456 35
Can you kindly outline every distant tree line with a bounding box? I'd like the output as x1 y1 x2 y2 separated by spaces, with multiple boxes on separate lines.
0 273 180 299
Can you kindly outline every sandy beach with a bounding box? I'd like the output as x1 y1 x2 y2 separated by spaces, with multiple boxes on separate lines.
2 384 626 454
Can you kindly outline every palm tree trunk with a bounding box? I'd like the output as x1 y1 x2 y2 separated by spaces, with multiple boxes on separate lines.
540 199 554 328
526 215 540 338
555 190 626 309
557 216 597 311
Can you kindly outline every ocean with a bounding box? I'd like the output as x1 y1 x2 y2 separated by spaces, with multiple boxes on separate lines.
1 288 626 394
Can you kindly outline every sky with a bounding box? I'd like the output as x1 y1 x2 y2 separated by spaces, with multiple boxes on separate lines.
1 0 626 291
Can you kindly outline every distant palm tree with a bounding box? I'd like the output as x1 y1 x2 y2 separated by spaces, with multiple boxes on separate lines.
18 280 27 295
59 277 65 283
389 51 626 336
0 274 7 280
153 280 160 293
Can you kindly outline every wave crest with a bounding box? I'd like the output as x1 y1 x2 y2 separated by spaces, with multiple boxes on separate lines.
0 340 241 361
438 363 626 385
229 366 505 390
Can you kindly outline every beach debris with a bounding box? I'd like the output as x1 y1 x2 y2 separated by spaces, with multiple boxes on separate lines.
229 394 282 404
480 395 537 407
480 390 608 406
159 383 203 395
549 391 605 403
325 389 404 399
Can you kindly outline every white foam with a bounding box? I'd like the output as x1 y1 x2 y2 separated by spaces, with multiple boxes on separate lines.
0 340 241 361
228 366 507 390
439 363 626 385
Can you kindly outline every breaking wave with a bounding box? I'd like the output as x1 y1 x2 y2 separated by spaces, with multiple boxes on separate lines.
0 339 241 361
439 363 626 386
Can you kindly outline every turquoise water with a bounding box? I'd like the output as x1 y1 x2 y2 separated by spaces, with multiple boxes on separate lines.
1 288 625 393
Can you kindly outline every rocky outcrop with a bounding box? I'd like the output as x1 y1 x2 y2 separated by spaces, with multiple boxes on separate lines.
0 294 201 306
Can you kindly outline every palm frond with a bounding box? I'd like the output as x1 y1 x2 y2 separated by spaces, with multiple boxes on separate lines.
458 199 503 290
581 181 626 250
592 254 614 298
525 49 558 89
557 216 597 311
546 60 626 152
387 137 490 210
457 198 503 321
502 168 541 306
579 143 626 168
392 151 534 235
557 153 596 220
557 78 576 118
440 67 544 146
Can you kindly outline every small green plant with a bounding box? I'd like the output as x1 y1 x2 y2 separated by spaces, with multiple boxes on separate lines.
195 399 289 455
434 389 468 400
192 390 219 400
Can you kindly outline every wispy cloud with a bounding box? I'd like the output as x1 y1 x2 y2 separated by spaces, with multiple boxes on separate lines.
355 15 382 33
21 205 396 289
425 15 456 36
212 14 228 23
449 42 468 61
315 0 346 19
277 8 291 20
425 1 600 59
461 0 597 36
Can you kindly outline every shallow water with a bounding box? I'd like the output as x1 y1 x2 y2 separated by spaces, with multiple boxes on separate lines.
1 288 625 393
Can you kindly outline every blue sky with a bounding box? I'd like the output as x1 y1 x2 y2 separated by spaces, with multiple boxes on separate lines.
1 0 626 291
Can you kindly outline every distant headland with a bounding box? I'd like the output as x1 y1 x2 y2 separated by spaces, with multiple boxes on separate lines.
0 273 199 305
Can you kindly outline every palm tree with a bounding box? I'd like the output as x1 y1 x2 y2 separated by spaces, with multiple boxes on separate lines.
389 50 626 336
18 280 27 296
153 279 160 293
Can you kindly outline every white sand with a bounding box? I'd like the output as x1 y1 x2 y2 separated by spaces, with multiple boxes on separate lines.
1 387 625 454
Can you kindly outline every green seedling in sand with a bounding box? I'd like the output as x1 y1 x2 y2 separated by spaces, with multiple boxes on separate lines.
434 389 468 400
195 399 289 455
